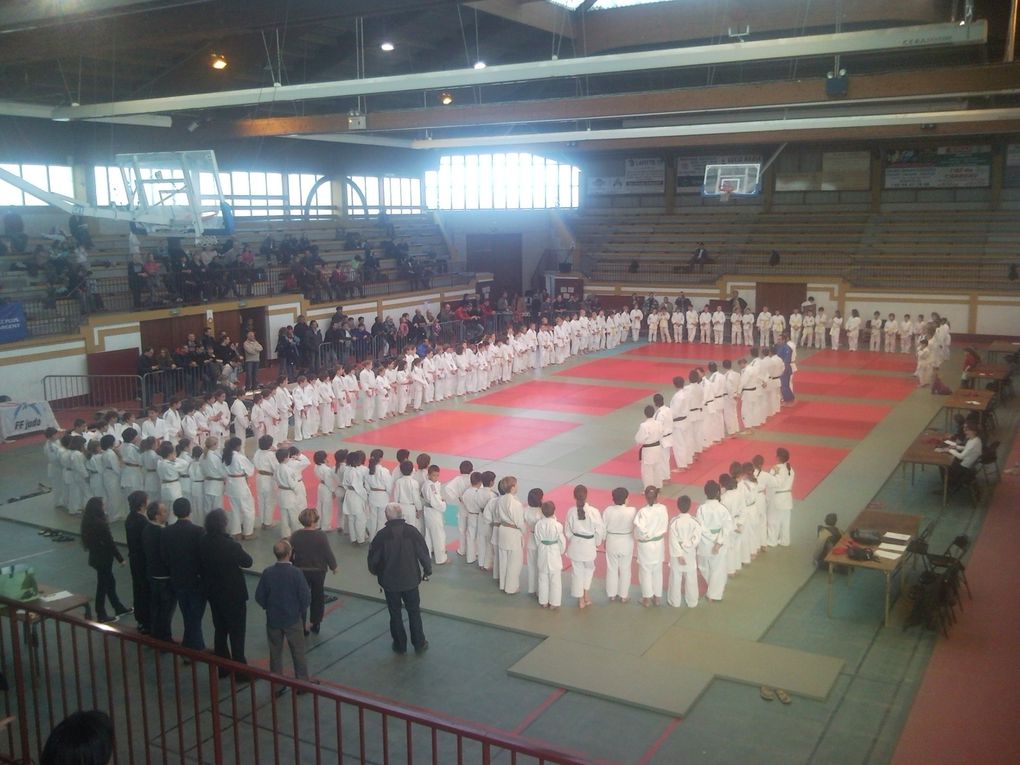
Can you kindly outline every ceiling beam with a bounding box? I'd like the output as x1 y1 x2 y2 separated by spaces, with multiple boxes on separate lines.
576 120 1020 151
466 0 574 37
210 62 1020 139
51 21 990 120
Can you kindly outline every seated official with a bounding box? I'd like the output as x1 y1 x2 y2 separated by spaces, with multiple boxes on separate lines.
938 422 982 493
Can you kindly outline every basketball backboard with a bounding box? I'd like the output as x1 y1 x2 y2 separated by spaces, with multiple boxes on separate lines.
702 163 761 200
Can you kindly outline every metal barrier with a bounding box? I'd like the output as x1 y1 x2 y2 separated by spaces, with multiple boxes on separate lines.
0 595 588 765
42 375 145 412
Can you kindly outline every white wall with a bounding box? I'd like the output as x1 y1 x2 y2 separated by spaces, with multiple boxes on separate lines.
0 341 88 401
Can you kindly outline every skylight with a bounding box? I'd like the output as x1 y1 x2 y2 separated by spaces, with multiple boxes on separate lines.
547 0 675 10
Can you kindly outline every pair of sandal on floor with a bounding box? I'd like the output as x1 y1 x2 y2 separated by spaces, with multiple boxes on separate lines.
760 686 792 704
38 528 74 543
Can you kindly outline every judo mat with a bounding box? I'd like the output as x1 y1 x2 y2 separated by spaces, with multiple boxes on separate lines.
508 637 712 717
757 401 893 440
623 342 752 361
593 438 849 501
800 349 917 373
643 628 845 701
555 358 696 385
469 380 654 416
348 410 578 460
793 370 917 401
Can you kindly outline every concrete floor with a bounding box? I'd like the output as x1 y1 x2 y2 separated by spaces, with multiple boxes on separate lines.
0 338 1008 764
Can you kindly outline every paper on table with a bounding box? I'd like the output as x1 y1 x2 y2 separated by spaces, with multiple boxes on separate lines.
878 542 908 553
874 550 902 561
40 591 73 602
883 532 912 542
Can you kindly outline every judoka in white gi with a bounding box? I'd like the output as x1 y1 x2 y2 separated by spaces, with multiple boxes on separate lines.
633 486 669 607
564 485 605 608
766 448 795 547
634 405 666 490
696 480 733 602
602 487 636 603
667 495 702 608
533 501 566 609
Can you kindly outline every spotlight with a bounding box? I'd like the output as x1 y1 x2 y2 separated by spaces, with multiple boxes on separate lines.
473 60 486 70
440 92 454 106
211 54 228 70
186 120 200 133
380 41 395 52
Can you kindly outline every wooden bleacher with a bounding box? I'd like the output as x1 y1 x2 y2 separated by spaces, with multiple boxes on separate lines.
573 208 1020 290
1 214 451 302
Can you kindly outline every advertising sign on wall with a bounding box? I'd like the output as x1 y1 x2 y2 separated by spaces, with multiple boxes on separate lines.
586 157 665 195
884 145 992 189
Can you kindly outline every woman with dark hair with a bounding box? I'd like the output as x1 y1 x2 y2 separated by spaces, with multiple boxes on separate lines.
222 436 255 539
40 709 114 765
198 508 253 678
564 484 604 609
80 497 131 624
290 507 338 635
767 447 795 548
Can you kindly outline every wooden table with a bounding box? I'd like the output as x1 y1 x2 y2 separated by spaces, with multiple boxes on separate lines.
965 363 1012 401
825 509 923 627
984 340 1019 363
900 430 955 506
941 388 995 430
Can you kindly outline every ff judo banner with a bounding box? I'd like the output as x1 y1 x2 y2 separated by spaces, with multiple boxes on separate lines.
0 401 59 440
884 145 992 189
587 157 665 195
0 302 28 344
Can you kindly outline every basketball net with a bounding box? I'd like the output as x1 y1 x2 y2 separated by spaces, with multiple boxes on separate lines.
719 191 732 203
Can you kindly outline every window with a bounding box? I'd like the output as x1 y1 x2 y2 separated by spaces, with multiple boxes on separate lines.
424 152 580 210
0 163 74 206
288 173 333 218
347 175 423 216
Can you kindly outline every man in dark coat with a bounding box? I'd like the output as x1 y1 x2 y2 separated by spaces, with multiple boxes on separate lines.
198 508 253 679
160 498 206 650
367 503 432 654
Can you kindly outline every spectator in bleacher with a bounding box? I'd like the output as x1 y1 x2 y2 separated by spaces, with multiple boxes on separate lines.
277 327 300 380
68 213 94 250
303 320 323 371
243 332 263 391
138 347 160 403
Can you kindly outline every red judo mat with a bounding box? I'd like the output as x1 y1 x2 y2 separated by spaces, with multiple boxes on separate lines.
891 436 1020 765
469 380 654 416
757 400 892 440
799 349 916 373
793 370 917 401
592 438 848 501
555 358 696 385
623 342 752 361
348 410 578 461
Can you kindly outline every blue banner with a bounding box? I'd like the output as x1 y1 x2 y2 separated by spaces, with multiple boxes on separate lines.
0 302 29 344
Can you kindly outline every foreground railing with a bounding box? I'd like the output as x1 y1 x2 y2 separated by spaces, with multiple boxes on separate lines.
0 595 590 765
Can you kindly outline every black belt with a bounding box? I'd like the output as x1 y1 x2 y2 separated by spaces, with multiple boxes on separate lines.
227 474 246 478
714 395 724 400
771 376 781 380
673 416 686 422
742 387 755 392
643 441 660 447
689 407 702 412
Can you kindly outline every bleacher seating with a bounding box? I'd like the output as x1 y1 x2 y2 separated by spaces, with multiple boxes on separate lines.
1 214 451 305
573 209 1020 290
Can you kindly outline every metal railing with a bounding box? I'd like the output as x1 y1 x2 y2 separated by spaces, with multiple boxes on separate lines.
0 594 589 765
42 375 146 412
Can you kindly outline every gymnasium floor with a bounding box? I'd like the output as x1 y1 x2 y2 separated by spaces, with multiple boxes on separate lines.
0 337 1012 764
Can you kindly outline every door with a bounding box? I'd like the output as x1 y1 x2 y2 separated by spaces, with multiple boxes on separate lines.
755 283 807 319
140 315 206 354
466 234 523 298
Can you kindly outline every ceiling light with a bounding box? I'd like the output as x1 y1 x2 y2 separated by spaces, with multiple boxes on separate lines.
380 41 395 52
473 60 486 69
439 92 454 106
211 54 228 70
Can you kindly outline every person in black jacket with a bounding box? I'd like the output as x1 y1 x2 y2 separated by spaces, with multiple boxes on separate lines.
161 498 206 650
124 490 150 634
199 509 253 679
367 503 432 654
142 501 175 641
80 497 132 624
